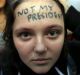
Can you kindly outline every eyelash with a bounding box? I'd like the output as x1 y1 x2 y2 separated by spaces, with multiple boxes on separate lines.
16 29 62 40
45 29 62 39
17 32 33 41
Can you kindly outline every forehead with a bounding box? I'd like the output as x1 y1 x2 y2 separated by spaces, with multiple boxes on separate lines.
14 1 64 26
14 1 62 16
15 1 60 10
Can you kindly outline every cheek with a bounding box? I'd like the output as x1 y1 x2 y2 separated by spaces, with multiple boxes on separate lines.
43 36 64 67
47 39 64 63
49 42 63 56
13 37 35 59
52 40 64 51
45 36 64 55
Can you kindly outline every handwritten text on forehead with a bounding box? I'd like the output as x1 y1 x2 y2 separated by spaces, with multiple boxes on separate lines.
17 5 63 21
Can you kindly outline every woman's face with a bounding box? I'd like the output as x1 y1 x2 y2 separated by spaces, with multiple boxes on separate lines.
13 0 65 74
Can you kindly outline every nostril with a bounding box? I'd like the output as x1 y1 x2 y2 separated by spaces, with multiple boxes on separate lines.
34 43 47 54
34 36 47 54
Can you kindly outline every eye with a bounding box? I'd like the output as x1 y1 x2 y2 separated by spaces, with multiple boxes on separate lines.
17 31 33 41
45 29 62 39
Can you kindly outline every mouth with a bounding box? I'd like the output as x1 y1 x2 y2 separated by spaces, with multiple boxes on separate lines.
31 58 51 65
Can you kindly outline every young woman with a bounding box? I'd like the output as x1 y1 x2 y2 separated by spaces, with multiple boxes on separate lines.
0 0 77 75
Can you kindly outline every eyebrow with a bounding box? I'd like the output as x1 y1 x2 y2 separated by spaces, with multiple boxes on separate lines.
14 28 34 34
45 25 64 30
14 24 64 33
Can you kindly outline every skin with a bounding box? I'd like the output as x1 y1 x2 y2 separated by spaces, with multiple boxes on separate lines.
13 0 65 74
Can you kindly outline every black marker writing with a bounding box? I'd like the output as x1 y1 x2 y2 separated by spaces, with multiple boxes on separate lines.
27 12 62 21
17 5 62 22
17 5 53 16
30 6 35 13
18 8 29 16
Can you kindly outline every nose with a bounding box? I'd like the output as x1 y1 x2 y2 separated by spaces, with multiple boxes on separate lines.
34 36 47 54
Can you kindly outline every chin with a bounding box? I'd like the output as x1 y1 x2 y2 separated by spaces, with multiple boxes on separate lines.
31 66 52 74
33 69 49 74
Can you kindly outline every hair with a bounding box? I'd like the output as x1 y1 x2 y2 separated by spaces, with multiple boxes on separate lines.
1 0 68 74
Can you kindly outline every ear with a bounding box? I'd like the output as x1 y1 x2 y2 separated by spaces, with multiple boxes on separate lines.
0 0 6 8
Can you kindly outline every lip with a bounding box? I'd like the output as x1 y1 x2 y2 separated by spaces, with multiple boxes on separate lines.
31 58 51 65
